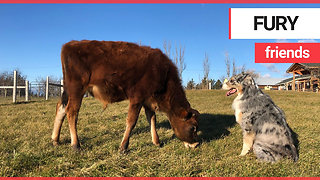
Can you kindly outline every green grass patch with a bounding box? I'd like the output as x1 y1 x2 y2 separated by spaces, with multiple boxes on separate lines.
0 90 319 176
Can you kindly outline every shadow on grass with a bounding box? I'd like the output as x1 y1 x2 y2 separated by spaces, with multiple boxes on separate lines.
131 118 173 146
132 113 237 144
133 117 171 135
198 113 236 142
0 100 37 106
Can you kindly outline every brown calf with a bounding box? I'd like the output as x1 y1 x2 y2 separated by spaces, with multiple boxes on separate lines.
51 40 199 152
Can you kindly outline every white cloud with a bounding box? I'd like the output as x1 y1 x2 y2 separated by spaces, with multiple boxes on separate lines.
297 39 317 43
261 63 280 73
275 39 289 43
262 73 271 78
282 73 291 77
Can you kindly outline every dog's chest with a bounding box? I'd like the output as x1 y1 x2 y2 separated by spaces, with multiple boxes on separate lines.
232 94 243 111
232 94 243 124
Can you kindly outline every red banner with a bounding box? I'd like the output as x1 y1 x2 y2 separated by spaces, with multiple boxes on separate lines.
255 43 320 63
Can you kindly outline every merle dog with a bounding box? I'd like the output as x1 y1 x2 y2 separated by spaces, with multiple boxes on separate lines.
223 73 298 162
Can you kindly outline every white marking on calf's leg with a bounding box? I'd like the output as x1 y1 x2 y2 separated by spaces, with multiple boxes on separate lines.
51 105 66 145
145 106 160 146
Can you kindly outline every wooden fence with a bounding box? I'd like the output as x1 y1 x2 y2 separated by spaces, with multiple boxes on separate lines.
0 71 65 103
45 76 63 100
0 71 29 103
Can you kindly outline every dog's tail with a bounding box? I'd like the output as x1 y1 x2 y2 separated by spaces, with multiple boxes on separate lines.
253 142 298 162
253 143 277 162
288 143 299 162
278 143 299 162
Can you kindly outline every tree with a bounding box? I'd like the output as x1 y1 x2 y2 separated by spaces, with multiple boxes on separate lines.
213 79 222 89
232 59 236 76
163 40 186 81
163 40 172 58
223 53 259 80
175 44 186 80
200 77 208 89
186 79 195 90
225 51 231 78
197 77 216 90
203 52 210 88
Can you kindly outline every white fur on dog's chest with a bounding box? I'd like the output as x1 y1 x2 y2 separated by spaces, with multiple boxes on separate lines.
232 94 243 124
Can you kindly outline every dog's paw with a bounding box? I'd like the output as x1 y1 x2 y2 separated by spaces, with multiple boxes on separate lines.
239 151 249 156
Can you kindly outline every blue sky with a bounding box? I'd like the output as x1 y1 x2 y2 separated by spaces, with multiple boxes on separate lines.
1 4 320 85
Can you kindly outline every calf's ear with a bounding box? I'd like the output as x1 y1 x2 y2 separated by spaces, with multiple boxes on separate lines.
190 109 200 119
180 110 192 121
181 109 200 121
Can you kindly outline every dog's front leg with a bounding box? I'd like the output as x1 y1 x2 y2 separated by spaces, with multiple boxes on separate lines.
235 111 242 124
240 131 255 156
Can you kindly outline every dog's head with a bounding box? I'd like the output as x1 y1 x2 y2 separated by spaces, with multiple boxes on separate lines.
222 73 256 96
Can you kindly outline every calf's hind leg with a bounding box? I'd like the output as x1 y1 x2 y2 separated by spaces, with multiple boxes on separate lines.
120 102 142 153
51 100 66 146
144 106 160 146
66 96 84 150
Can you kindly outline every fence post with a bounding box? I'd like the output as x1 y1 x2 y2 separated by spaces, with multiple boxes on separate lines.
13 70 17 103
60 80 64 96
25 80 29 101
46 76 49 100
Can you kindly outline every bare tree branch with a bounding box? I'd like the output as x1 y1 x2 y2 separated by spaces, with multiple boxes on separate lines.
163 40 172 58
224 51 230 78
203 52 210 81
177 44 186 80
232 58 236 76
163 40 186 81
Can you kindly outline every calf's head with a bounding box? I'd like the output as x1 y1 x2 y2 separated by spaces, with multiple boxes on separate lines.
170 108 200 148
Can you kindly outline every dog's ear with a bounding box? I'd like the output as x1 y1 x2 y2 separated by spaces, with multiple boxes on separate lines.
236 73 248 83
242 75 253 86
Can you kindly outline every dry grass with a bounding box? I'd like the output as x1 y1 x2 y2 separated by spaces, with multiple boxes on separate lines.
0 90 319 177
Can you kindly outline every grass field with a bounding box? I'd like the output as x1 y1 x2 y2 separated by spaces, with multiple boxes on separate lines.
0 90 319 177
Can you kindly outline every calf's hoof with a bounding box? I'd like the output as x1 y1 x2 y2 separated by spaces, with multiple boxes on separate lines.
119 148 129 155
52 140 59 146
155 142 164 148
71 144 81 152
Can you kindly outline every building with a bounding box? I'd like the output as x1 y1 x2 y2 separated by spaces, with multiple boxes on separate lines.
256 77 285 90
277 63 320 92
